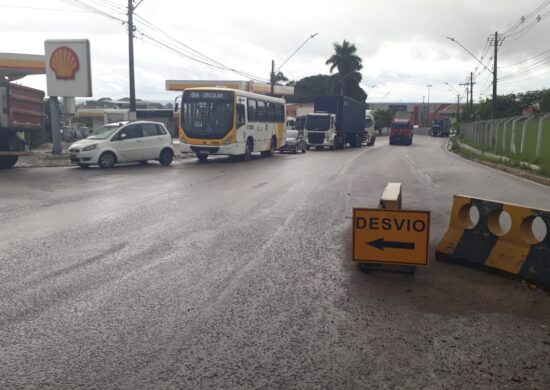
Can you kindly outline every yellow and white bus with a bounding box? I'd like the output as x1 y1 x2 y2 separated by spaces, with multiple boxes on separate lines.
178 87 286 161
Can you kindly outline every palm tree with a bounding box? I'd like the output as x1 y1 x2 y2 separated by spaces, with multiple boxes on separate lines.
270 70 289 95
325 40 363 96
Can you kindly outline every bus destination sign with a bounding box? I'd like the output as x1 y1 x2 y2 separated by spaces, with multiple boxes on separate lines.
184 90 233 100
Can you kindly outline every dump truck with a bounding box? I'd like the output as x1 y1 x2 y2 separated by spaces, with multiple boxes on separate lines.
0 82 45 168
305 96 367 150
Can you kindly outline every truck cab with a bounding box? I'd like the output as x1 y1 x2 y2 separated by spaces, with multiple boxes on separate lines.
305 112 337 150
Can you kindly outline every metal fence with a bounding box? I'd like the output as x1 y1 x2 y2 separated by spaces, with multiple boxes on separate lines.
460 113 550 161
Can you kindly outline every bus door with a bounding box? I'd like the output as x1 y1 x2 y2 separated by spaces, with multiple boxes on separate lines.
256 100 268 150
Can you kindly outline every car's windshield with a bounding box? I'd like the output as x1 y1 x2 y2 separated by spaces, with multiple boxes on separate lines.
305 115 330 131
87 124 125 140
286 130 298 139
182 90 235 139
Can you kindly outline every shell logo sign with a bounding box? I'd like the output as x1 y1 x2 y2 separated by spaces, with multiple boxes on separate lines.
45 39 92 97
50 46 80 80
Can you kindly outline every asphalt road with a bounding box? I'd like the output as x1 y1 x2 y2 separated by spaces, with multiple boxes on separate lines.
1 136 549 389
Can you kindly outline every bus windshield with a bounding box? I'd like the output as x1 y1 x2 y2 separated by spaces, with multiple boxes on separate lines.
182 90 234 139
305 115 330 131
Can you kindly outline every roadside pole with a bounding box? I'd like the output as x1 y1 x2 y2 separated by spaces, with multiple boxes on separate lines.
50 97 62 155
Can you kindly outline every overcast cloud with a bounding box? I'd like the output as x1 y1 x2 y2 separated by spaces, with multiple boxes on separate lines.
1 0 549 103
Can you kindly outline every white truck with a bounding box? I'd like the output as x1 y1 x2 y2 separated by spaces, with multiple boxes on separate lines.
305 96 367 150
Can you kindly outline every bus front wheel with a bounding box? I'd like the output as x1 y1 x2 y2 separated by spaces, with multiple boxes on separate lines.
196 153 208 162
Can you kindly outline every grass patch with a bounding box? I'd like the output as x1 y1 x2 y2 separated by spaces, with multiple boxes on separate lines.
452 138 550 178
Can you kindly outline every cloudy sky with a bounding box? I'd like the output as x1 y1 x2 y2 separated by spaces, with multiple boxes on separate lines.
1 0 550 103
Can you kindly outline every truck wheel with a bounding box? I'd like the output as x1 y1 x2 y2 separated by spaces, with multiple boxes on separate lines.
0 156 18 169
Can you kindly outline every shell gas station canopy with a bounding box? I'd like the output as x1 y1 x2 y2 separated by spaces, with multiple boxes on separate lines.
0 53 46 81
166 80 295 96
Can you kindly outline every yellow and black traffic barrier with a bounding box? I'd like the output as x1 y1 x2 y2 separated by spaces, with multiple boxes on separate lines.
436 195 550 288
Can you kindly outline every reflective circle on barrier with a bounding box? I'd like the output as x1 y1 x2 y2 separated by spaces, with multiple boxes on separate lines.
458 204 478 229
521 216 548 245
488 210 512 236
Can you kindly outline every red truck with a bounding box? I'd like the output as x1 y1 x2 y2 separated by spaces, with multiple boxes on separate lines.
389 118 413 146
0 83 45 168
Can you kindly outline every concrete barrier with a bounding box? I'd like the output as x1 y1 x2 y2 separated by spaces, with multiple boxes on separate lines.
436 195 550 288
379 182 402 210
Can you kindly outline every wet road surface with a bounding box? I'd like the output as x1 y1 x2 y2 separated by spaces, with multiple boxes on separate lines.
1 136 550 389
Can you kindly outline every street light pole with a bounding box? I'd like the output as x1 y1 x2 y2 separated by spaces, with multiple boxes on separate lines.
426 84 432 127
270 33 318 96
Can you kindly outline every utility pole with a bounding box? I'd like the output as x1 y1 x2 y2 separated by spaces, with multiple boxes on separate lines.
270 60 275 96
127 0 144 120
469 72 476 120
456 94 460 121
489 31 502 119
459 82 469 121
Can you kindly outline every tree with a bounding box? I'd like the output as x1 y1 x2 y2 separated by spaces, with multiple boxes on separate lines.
287 74 337 103
373 110 392 132
270 70 288 95
271 70 288 85
325 40 367 102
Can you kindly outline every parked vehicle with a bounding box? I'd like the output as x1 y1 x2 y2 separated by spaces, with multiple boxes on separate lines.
280 129 307 153
430 119 451 137
0 83 45 169
68 121 175 168
364 112 376 146
389 118 413 145
178 87 286 162
305 96 367 150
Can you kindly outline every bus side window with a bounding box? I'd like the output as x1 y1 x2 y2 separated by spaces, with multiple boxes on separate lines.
237 103 246 128
247 99 257 122
267 102 275 122
257 101 266 122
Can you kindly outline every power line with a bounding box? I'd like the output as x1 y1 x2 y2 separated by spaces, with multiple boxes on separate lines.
61 0 125 22
499 48 550 68
0 4 87 12
61 0 269 82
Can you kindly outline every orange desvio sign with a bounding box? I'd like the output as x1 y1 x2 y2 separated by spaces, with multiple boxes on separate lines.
353 208 431 266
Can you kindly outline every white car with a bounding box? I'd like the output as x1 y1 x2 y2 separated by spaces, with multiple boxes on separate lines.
68 121 175 168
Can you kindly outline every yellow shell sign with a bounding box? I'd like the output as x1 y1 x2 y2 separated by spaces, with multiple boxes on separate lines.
45 39 92 97
50 46 80 80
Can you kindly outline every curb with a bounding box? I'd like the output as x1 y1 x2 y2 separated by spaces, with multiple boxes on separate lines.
448 138 550 187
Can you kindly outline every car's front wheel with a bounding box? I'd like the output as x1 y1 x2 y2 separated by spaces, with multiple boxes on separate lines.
159 149 174 166
98 152 116 168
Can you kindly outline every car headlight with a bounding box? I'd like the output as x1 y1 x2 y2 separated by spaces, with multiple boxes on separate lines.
223 137 233 145
82 144 97 152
